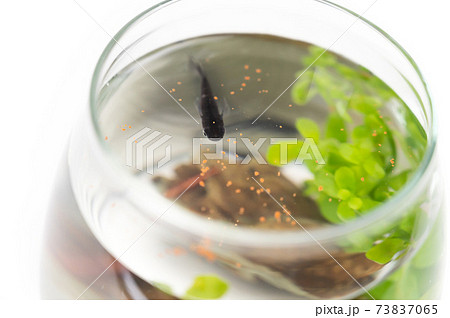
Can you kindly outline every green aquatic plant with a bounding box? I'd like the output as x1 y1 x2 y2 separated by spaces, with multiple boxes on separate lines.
184 275 229 299
266 46 427 265
367 215 444 300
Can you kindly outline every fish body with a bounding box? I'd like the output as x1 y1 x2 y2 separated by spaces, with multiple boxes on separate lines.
192 60 225 141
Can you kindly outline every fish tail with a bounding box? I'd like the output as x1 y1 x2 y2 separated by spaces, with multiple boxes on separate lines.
189 56 204 76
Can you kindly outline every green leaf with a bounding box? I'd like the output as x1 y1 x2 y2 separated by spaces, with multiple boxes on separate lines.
399 211 416 234
348 197 363 210
349 94 382 114
266 142 301 166
325 151 352 168
296 117 320 142
317 195 341 223
325 113 347 142
335 166 356 191
373 184 391 201
339 143 362 164
388 170 410 191
291 70 315 105
184 275 228 300
337 189 351 200
352 126 374 150
368 267 420 300
302 46 337 67
363 159 386 179
337 201 356 221
315 170 339 197
368 279 396 300
366 238 406 264
361 197 381 212
335 100 353 122
340 232 374 253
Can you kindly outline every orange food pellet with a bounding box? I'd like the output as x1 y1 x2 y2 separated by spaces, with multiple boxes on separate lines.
199 181 205 187
259 216 266 222
244 76 250 80
235 189 241 194
254 171 260 176
230 91 235 95
256 68 262 73
260 178 264 183
192 245 216 262
274 211 281 222
226 181 232 187
241 83 246 87
239 207 245 215
318 186 324 192
173 247 186 256
244 64 249 70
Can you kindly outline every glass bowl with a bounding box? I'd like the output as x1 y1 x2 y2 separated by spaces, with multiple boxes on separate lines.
68 0 444 299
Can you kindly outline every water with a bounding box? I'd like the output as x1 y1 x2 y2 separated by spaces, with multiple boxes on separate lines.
99 34 327 167
89 34 430 299
98 33 423 226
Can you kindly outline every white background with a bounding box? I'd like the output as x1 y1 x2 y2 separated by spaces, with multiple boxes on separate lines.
0 0 448 307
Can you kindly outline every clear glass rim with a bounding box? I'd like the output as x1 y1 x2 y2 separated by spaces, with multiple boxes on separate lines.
88 0 437 247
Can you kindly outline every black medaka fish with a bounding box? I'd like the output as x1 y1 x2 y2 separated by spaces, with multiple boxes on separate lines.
191 59 225 141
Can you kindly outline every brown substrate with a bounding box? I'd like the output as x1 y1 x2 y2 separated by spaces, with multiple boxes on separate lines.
154 160 325 229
